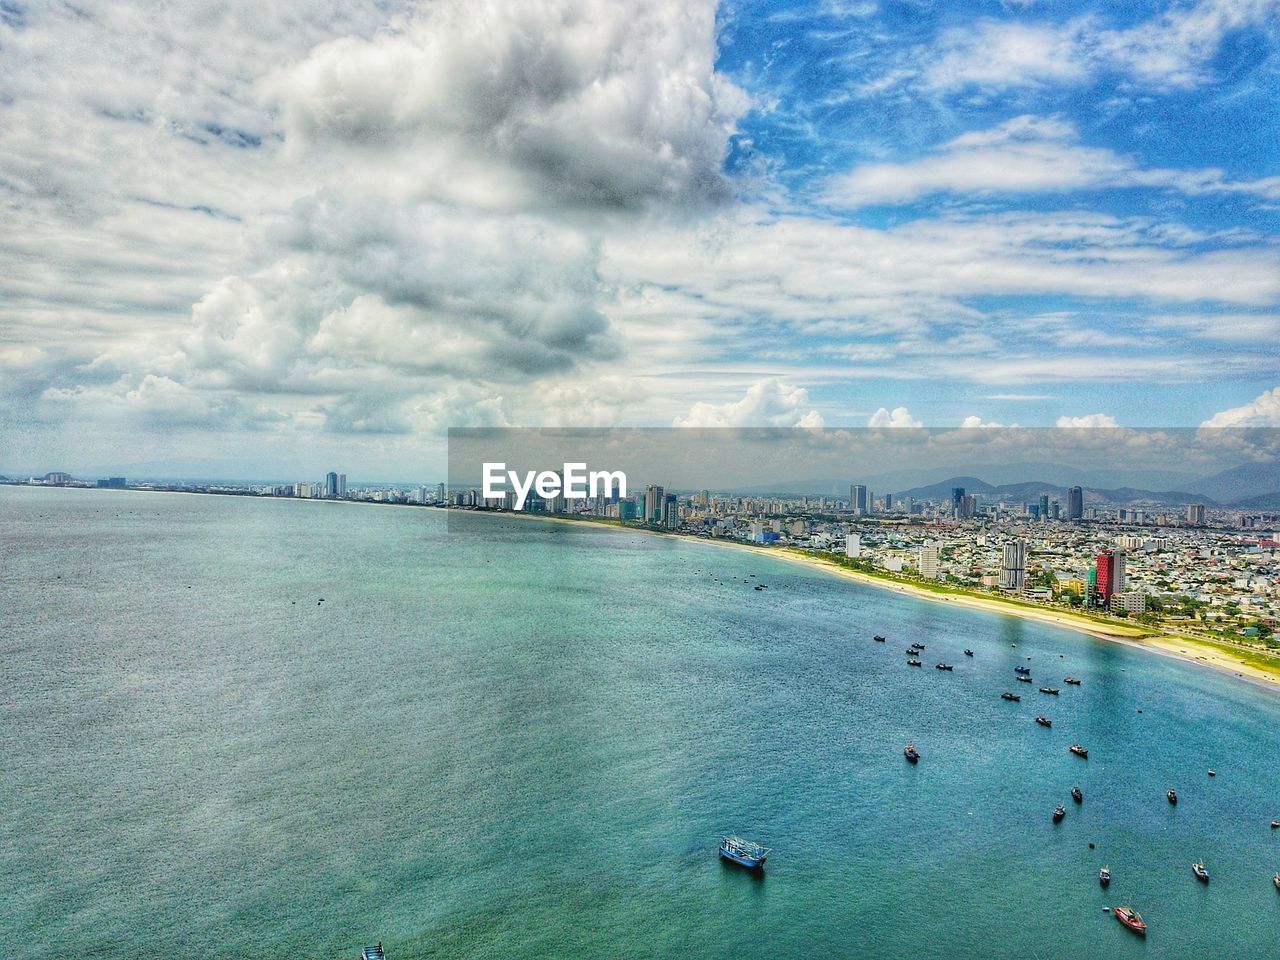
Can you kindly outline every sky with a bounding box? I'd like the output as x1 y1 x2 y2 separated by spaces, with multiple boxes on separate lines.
1 0 1278 478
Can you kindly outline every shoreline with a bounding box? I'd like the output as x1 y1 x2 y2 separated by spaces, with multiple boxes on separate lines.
507 510 1280 693
10 485 1279 693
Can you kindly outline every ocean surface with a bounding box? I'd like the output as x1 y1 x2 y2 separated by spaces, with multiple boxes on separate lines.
3 486 1279 959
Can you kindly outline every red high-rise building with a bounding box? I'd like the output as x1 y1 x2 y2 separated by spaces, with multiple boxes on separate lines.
1095 550 1125 605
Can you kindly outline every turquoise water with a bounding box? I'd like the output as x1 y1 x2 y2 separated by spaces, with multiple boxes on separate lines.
2 486 1279 959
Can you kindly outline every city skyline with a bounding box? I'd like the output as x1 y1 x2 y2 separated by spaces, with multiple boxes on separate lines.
2 0 1279 478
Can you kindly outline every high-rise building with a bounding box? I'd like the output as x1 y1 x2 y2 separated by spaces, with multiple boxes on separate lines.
1000 539 1027 591
325 471 339 499
645 484 665 523
337 473 347 499
436 482 446 503
663 494 678 529
850 484 868 515
845 533 861 558
882 492 893 511
1038 493 1050 520
951 487 965 517
1186 503 1206 525
1067 486 1083 520
919 541 940 579
1096 550 1126 605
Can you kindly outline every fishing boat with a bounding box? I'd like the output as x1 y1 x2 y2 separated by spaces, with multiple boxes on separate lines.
1271 820 1279 829
964 649 974 656
1274 872 1280 891
1015 666 1032 675
1072 786 1083 804
1017 675 1033 683
719 836 770 870
1039 687 1060 695
1192 860 1209 883
1001 692 1021 702
907 659 922 666
1168 789 1178 805
1069 744 1089 759
1064 677 1082 685
1099 866 1111 887
914 643 926 649
362 944 386 960
1035 716 1052 727
873 635 886 642
1114 906 1147 936
1053 805 1066 823
1208 769 1216 777
904 744 920 763
935 663 953 671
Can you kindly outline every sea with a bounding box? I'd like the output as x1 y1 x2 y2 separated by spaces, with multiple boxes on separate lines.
2 486 1278 959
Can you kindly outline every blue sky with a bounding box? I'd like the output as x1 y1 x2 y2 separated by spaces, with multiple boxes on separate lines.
0 0 1277 475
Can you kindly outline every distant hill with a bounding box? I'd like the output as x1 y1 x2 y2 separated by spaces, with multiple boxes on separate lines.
894 475 1216 506
893 476 995 501
1229 490 1280 510
1185 462 1280 503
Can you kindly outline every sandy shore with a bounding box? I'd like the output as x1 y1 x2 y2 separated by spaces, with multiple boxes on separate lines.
514 512 1280 693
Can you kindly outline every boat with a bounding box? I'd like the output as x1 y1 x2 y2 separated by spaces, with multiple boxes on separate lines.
914 643 926 649
1039 687 1060 695
1208 769 1216 777
1035 716 1052 727
1064 677 1081 685
1271 820 1279 829
1099 866 1111 887
1072 786 1083 804
1069 744 1089 759
1114 906 1147 936
874 635 886 642
1168 789 1178 805
935 663 953 671
1192 860 1209 883
1017 675 1033 683
1001 692 1021 702
904 744 920 763
719 835 770 869
362 945 386 960
1015 666 1031 675
754 584 764 590
1053 805 1066 823
964 649 973 656
1274 872 1280 891
907 659 922 666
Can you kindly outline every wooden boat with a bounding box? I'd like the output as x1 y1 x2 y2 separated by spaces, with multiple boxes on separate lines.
1039 687 1060 695
1015 666 1031 675
1099 866 1111 887
907 659 922 666
1271 820 1279 829
1001 692 1021 702
362 944 386 960
1035 716 1052 727
1071 786 1083 804
1017 675 1033 683
873 635 886 642
1192 860 1209 883
1114 906 1146 936
1053 805 1066 823
935 663 953 671
904 744 920 763
1168 789 1178 805
963 649 974 656
720 835 770 869
1069 744 1089 759
1064 677 1082 685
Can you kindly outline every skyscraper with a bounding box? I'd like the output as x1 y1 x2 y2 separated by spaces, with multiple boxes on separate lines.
325 471 339 499
851 484 868 515
337 473 347 499
1187 503 1205 524
1067 486 1083 520
951 487 966 518
1000 540 1027 591
1096 550 1126 606
919 541 940 579
645 484 665 523
1038 493 1049 520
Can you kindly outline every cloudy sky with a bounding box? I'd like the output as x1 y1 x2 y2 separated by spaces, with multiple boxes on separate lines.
1 0 1278 477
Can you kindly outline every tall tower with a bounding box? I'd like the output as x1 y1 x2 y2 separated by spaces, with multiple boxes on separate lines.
1067 486 1083 520
325 471 339 499
851 484 868 515
1000 540 1026 591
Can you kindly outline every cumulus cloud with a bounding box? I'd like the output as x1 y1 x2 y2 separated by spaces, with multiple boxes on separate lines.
827 115 1280 207
265 0 749 212
1200 387 1280 427
674 379 825 427
867 406 922 428
1055 413 1120 428
960 416 1013 428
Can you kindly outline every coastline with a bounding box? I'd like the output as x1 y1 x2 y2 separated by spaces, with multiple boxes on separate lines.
508 510 1280 693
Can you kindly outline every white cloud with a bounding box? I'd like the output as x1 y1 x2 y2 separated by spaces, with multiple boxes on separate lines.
1200 387 1280 427
867 406 921 428
906 0 1280 94
1055 413 1120 428
960 415 1013 428
674 379 825 427
264 0 749 212
827 115 1280 207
